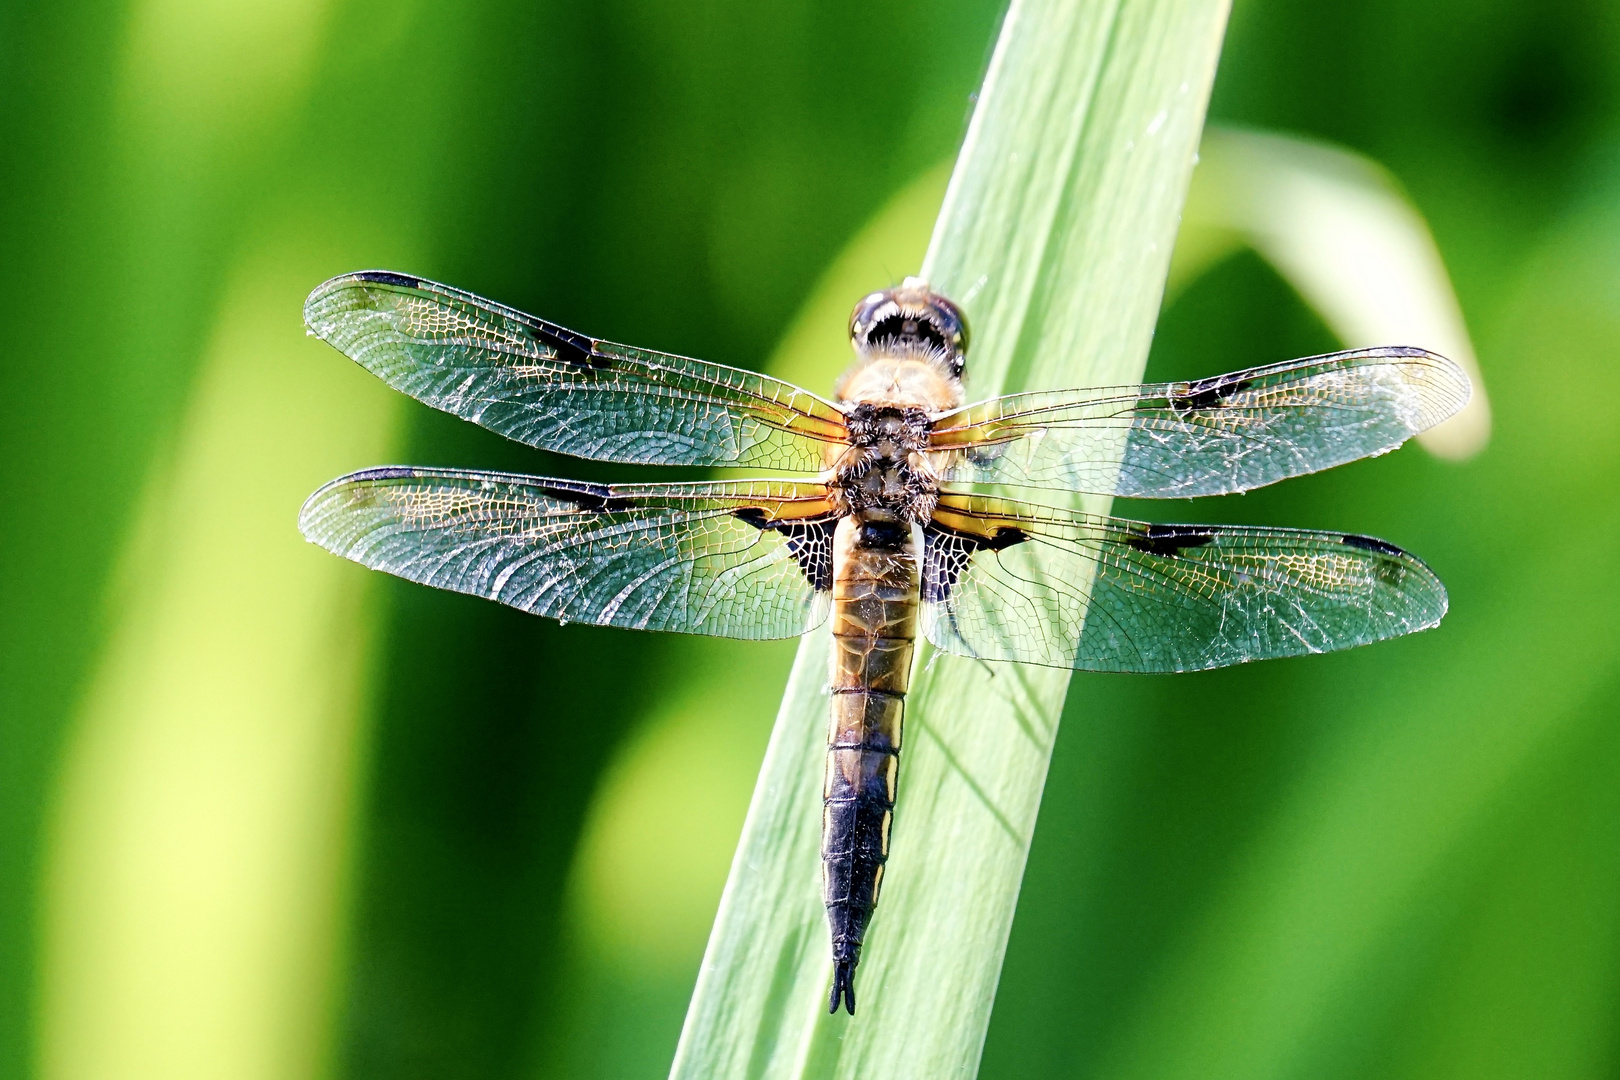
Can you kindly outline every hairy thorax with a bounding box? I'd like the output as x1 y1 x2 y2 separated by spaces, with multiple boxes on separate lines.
829 353 962 525
835 354 964 413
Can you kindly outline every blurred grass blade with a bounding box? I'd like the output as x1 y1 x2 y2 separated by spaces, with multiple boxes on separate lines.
38 238 402 1080
669 2 1231 1078
1171 125 1491 459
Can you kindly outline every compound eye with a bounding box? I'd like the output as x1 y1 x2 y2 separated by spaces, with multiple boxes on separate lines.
849 291 893 346
848 283 971 370
951 304 971 355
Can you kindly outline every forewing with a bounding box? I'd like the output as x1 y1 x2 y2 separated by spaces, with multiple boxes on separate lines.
305 272 849 470
923 495 1447 672
929 347 1470 497
300 468 836 639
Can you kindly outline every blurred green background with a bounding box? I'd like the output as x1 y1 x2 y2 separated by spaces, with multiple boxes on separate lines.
4 1 1619 1079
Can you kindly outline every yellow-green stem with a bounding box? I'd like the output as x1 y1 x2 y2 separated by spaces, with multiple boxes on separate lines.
670 2 1231 1076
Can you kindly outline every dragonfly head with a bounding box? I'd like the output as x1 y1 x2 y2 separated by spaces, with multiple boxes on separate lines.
849 277 970 379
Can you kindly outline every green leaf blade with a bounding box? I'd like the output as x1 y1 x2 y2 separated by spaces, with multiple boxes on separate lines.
671 2 1232 1077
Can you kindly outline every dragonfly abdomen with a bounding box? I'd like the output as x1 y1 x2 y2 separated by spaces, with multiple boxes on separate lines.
824 515 920 1015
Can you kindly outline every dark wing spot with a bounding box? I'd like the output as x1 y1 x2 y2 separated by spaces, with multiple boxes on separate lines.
354 270 423 289
923 532 973 604
985 527 1027 551
1170 375 1253 411
1341 533 1406 558
734 510 836 592
350 465 421 481
346 270 607 370
923 521 1030 603
1127 523 1217 557
533 323 604 370
532 480 614 512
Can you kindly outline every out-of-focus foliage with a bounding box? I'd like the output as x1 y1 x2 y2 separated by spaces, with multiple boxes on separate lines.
2 0 1618 1079
1173 126 1491 459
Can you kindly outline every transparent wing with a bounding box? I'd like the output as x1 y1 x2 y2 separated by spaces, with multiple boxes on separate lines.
300 467 837 639
923 494 1447 672
928 348 1470 497
305 271 850 470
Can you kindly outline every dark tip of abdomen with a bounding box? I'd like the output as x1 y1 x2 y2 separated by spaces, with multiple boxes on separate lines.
829 960 856 1014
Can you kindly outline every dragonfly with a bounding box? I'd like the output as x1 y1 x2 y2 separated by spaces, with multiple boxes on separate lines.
299 270 1469 1015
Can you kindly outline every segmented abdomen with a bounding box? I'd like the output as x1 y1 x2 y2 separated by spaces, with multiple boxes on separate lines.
823 515 919 1015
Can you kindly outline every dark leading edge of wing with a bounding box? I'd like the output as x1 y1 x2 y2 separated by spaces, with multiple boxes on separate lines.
924 494 1447 672
304 272 849 471
929 347 1471 497
299 467 837 639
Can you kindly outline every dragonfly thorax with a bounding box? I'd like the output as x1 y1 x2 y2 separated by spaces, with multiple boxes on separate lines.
831 403 938 523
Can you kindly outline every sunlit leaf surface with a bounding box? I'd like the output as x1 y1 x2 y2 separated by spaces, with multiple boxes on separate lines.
671 2 1233 1076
